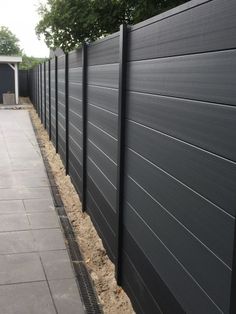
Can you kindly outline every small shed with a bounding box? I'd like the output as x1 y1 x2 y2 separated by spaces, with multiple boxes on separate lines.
0 56 22 104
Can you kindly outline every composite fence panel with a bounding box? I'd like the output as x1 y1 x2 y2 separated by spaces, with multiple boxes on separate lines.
19 70 29 97
68 50 83 197
28 70 32 105
36 65 39 116
86 33 120 261
45 61 50 131
39 64 42 121
33 69 36 109
41 64 45 125
32 69 36 109
35 65 40 116
122 1 236 313
50 58 56 147
57 54 66 166
35 68 37 111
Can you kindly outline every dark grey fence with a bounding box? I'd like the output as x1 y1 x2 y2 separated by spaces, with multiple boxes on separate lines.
57 54 67 167
28 0 236 313
50 58 57 146
19 70 29 97
68 50 83 198
45 61 50 132
86 33 120 261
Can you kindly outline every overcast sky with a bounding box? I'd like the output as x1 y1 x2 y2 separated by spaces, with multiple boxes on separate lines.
0 0 49 57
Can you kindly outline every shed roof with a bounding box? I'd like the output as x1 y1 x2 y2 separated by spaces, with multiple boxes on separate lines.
0 56 22 63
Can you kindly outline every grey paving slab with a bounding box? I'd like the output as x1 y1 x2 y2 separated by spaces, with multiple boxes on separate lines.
28 212 60 229
8 152 40 160
0 214 30 232
0 200 25 214
40 250 75 280
10 171 49 188
0 281 56 314
6 138 35 144
0 162 10 169
7 144 39 151
0 231 35 254
0 153 9 159
14 177 50 188
0 187 52 200
0 174 13 188
49 278 85 314
32 229 66 251
0 253 45 284
7 144 36 151
10 159 45 171
13 170 48 179
0 156 9 162
23 199 55 213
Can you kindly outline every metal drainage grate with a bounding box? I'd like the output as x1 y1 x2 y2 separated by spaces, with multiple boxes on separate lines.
74 262 102 314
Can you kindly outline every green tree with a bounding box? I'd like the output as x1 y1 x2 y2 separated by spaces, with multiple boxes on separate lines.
36 0 93 52
0 26 21 55
0 26 45 69
19 55 46 70
36 0 189 52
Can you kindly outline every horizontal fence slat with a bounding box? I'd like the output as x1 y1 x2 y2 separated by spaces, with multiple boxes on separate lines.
129 0 236 61
87 122 117 164
128 50 236 106
87 104 118 139
87 85 118 114
69 49 82 67
87 158 117 211
88 64 119 89
88 33 119 65
126 91 236 162
88 141 117 187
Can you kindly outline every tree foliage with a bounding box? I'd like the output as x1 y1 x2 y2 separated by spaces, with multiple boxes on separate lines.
19 55 46 70
36 0 189 52
0 26 46 69
0 26 21 55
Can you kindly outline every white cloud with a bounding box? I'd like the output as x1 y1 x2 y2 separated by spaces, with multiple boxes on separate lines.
0 0 49 57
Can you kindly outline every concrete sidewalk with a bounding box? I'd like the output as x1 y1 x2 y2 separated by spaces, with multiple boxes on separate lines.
0 110 85 314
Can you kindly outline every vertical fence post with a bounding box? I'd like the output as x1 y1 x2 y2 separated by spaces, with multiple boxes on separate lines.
40 64 43 123
37 66 39 114
39 66 40 115
26 70 29 100
115 24 128 285
44 62 47 129
55 56 59 153
36 66 39 114
49 60 51 140
43 64 45 123
31 72 33 104
31 70 33 106
32 70 34 106
65 53 69 175
36 68 37 111
39 66 41 117
82 43 88 212
230 225 236 313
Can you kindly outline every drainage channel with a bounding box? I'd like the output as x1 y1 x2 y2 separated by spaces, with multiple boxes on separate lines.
31 114 103 314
